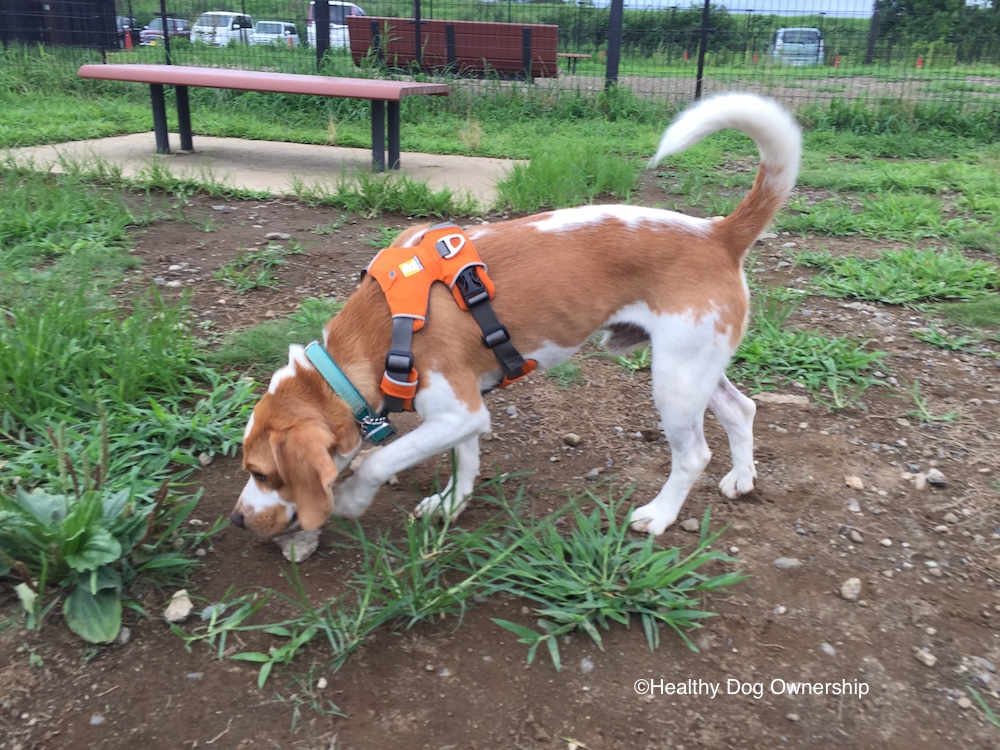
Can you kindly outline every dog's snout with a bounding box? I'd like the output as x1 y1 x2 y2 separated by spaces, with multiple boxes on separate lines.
230 510 246 529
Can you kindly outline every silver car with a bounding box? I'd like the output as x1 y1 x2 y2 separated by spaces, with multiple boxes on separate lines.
250 21 301 46
770 27 824 66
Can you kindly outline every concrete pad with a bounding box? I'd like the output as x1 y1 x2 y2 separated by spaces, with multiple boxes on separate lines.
6 133 521 208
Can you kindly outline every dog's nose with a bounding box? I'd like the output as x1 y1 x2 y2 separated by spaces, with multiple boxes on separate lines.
230 510 246 529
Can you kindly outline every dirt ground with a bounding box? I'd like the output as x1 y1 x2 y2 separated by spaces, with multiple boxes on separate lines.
2 181 999 750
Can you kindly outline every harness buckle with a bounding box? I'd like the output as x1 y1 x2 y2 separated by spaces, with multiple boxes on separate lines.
385 349 414 377
482 325 511 349
455 266 490 307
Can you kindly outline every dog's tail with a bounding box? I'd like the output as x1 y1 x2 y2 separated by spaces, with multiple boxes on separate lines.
649 93 801 259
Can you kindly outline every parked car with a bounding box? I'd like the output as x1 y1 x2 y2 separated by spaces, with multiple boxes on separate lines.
139 17 191 46
116 16 139 48
770 27 824 66
192 11 254 46
250 21 301 47
306 1 365 48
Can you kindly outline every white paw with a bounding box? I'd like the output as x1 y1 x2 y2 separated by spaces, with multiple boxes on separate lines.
628 503 677 536
333 476 371 518
414 491 468 522
718 467 757 499
274 528 320 563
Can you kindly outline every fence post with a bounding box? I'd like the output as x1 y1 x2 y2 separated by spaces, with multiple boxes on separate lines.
316 0 330 69
158 0 171 65
413 0 422 69
694 0 710 99
605 0 624 88
865 0 880 65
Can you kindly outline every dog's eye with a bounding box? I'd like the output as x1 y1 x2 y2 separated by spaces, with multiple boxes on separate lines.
251 471 267 484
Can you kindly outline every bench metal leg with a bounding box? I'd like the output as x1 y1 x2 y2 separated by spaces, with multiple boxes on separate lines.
175 85 193 151
371 100 386 172
387 101 401 170
150 83 170 154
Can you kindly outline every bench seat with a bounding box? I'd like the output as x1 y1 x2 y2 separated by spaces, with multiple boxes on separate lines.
78 64 450 170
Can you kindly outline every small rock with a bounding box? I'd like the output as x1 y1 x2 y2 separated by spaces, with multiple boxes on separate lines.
943 512 959 525
186 672 203 680
774 557 802 570
114 626 132 646
752 392 810 407
849 529 863 544
926 468 948 486
167 264 184 272
971 656 997 673
880 538 893 547
773 605 787 615
265 232 291 240
153 276 166 286
211 204 232 211
957 696 972 710
505 406 518 417
844 475 865 490
914 648 938 668
580 657 595 674
680 518 701 533
165 280 182 288
786 712 800 722
163 590 194 623
562 432 583 447
90 714 105 726
583 468 602 481
425 664 435 672
840 578 862 602
848 498 861 513
882 569 894 579
317 677 328 689
914 473 928 491
274 528 320 563
820 642 837 657
197 452 213 467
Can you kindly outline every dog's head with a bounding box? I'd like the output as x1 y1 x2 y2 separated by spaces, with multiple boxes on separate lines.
230 346 361 538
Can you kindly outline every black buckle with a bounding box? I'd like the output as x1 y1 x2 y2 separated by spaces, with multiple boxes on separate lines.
455 267 490 307
385 350 414 377
482 325 511 349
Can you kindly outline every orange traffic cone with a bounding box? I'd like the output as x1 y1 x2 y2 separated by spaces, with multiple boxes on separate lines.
683 51 689 60
916 56 923 68
125 29 133 51
834 55 840 68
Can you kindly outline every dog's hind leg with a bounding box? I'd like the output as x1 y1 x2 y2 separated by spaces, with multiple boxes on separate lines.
629 320 733 535
708 375 757 499
414 434 481 522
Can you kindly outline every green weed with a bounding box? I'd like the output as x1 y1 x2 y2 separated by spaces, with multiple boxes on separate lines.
903 380 961 424
544 361 584 390
214 242 304 293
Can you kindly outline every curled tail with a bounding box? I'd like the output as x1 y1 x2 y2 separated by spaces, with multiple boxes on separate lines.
649 93 801 259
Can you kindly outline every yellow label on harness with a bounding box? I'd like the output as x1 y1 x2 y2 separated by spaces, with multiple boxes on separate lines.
399 257 424 277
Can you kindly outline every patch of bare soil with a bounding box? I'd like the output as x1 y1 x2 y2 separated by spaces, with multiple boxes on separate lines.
2 186 999 750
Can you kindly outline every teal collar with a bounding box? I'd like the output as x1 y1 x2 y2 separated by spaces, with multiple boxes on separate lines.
303 341 396 444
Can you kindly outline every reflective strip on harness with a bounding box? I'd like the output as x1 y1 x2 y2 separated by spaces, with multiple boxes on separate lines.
366 224 534 412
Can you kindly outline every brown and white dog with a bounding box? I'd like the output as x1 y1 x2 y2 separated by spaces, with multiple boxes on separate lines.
230 93 801 557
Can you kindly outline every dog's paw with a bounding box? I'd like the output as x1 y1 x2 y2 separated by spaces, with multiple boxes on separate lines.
719 467 757 499
333 476 371 518
414 491 468 523
628 503 677 536
274 528 320 563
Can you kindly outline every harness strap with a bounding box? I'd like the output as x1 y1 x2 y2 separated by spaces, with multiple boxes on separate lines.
381 317 419 413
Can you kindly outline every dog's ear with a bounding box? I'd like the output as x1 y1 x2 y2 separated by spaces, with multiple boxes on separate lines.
270 423 339 531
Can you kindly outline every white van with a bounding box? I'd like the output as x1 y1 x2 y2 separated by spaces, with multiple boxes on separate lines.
251 21 300 47
306 1 365 48
192 11 254 47
770 27 824 66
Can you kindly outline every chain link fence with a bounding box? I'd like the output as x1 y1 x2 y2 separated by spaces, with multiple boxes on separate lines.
3 0 999 108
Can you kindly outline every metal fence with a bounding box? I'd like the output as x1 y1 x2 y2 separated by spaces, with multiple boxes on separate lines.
3 0 999 108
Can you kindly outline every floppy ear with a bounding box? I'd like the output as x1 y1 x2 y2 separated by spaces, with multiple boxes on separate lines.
271 423 339 531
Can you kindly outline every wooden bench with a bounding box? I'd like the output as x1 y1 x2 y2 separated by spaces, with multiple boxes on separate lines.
77 64 449 171
346 17 558 79
557 52 592 74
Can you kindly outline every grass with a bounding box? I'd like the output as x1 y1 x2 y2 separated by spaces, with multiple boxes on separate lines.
214 242 305 293
794 247 1000 304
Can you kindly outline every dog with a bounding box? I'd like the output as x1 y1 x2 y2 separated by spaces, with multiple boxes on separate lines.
230 93 801 557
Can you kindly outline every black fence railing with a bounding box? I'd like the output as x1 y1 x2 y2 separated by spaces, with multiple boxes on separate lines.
2 0 999 108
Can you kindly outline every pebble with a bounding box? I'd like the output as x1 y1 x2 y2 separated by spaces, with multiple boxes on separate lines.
265 232 291 240
844 475 865 490
583 468 602 481
752 392 810 406
849 529 863 544
774 557 802 570
505 406 518 417
163 590 194 623
880 538 893 547
317 677 328 689
840 578 862 602
820 642 837 657
786 712 800 723
114 627 132 646
957 696 972 710
90 714 105 726
914 648 938 668
773 605 787 615
680 518 701 533
562 432 583 447
580 657 595 674
926 468 948 486
943 512 959 525
198 452 213 467
274 528 321 563
848 498 861 513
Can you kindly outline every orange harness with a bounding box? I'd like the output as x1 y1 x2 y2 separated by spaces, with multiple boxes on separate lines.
366 224 536 411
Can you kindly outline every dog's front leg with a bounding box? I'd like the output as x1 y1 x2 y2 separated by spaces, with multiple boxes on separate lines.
334 372 490 520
